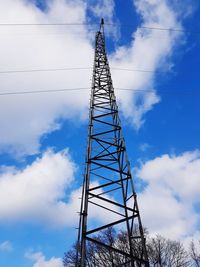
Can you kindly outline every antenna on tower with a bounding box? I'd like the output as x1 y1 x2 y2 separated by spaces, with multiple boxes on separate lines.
99 18 104 35
76 19 149 267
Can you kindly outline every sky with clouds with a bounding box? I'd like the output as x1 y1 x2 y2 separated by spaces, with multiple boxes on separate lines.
0 0 200 266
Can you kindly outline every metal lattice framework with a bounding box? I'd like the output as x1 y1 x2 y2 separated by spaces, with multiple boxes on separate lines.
77 19 149 267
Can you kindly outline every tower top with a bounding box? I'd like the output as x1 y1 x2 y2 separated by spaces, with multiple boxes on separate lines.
99 18 104 33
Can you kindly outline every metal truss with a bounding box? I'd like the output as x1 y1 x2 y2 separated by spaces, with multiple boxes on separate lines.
76 19 149 267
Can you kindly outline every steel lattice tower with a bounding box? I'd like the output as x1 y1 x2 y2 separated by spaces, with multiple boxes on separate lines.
76 19 149 267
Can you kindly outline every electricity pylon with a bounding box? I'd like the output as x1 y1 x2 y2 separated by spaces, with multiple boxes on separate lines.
76 19 149 267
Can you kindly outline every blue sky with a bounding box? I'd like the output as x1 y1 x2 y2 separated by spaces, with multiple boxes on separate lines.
0 0 200 266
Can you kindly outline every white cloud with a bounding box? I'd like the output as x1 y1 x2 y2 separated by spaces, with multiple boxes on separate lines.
110 0 184 128
88 0 115 21
0 149 78 227
136 150 200 240
0 0 187 155
0 0 92 156
139 143 150 152
26 251 63 267
0 241 13 252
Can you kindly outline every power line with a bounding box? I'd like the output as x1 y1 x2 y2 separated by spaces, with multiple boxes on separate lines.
0 88 89 96
0 23 197 35
117 88 200 96
0 66 169 74
107 24 188 34
141 26 185 33
116 88 200 95
0 87 199 97
0 23 92 26
0 30 97 37
108 24 200 35
0 67 92 74
112 67 166 74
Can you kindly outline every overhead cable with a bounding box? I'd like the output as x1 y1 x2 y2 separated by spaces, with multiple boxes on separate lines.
0 67 92 74
0 88 89 96
0 87 199 97
0 23 195 34
0 67 168 74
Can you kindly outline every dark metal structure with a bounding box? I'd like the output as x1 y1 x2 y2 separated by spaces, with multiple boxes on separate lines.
77 19 149 266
